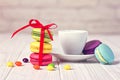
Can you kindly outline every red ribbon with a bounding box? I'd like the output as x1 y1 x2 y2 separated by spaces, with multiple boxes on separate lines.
11 19 57 65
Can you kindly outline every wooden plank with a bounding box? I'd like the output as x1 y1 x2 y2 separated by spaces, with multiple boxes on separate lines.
4 35 61 80
0 33 10 43
58 35 120 80
58 61 115 80
0 34 31 80
96 35 120 80
0 34 120 80
88 34 120 80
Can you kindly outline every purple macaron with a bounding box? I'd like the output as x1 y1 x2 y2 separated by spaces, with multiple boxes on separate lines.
83 40 102 55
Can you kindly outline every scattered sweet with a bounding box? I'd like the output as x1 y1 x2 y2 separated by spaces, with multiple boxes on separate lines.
46 66 54 71
33 65 40 70
64 64 71 70
95 44 114 64
15 61 22 66
22 58 29 63
48 63 55 68
7 62 14 67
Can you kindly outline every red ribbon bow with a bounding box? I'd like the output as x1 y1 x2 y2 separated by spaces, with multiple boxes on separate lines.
11 19 57 65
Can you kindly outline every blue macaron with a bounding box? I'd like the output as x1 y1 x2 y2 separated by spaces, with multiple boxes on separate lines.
95 44 114 64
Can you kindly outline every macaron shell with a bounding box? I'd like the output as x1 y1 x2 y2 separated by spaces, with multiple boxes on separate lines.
30 42 52 50
83 40 101 54
30 48 52 53
98 44 114 63
32 28 53 42
95 44 114 64
84 40 101 51
32 30 52 38
30 41 52 53
30 53 52 60
30 60 52 66
32 35 51 42
83 49 95 54
32 28 53 34
30 58 52 62
95 48 108 64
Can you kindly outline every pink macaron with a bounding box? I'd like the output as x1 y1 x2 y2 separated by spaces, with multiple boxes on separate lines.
30 60 52 66
30 53 52 66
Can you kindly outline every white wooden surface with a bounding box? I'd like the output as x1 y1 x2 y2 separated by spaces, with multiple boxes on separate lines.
0 33 120 80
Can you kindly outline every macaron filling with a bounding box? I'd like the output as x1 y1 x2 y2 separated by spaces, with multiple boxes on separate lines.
30 48 52 53
32 32 50 38
32 36 51 42
30 42 52 49
32 28 53 42
96 49 108 63
30 42 52 53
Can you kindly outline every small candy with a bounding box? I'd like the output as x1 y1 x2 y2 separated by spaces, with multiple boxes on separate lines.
22 58 29 63
15 61 22 66
64 64 71 70
7 62 14 67
46 66 54 71
48 63 55 68
33 65 40 70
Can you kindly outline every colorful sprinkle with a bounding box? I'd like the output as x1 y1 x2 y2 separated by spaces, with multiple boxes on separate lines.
33 65 40 70
15 61 22 66
22 58 29 63
7 62 14 67
64 64 71 70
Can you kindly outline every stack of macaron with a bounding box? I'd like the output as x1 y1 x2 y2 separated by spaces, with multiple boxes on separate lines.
83 40 115 64
30 28 53 66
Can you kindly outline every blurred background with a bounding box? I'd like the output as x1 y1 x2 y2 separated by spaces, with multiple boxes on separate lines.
0 0 120 34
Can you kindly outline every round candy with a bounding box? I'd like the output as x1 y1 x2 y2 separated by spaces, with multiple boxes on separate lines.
48 63 55 68
64 64 71 70
7 62 14 67
46 66 54 71
22 58 29 63
15 61 22 66
33 65 40 70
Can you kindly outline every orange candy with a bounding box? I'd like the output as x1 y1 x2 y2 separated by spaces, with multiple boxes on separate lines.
15 61 22 66
33 65 40 70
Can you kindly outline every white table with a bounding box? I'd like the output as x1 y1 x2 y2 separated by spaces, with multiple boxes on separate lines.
0 33 120 80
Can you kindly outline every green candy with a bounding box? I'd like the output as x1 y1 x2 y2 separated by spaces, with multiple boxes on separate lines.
48 63 55 68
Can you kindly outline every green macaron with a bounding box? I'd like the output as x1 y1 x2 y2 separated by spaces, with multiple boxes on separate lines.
32 28 53 42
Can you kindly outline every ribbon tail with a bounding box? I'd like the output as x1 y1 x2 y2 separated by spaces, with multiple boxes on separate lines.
47 30 53 40
11 25 29 38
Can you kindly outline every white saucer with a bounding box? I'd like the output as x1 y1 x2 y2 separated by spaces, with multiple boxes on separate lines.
52 53 95 61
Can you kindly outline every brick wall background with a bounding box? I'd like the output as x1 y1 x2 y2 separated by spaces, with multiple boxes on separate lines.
0 0 120 34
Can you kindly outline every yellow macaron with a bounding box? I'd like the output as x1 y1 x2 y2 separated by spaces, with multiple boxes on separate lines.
30 41 52 53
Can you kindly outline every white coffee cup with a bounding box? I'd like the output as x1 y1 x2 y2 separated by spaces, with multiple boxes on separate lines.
58 30 88 55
